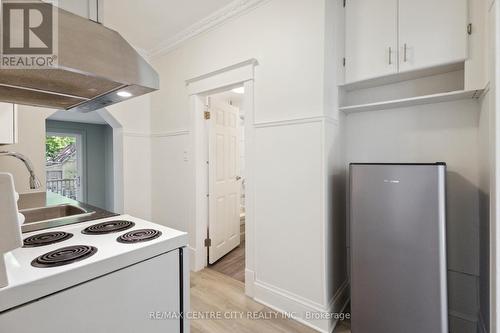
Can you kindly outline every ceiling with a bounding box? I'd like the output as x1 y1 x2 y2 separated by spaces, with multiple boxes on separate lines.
103 0 235 54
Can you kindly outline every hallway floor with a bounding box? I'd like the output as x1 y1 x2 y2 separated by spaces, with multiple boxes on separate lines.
209 240 246 282
191 269 351 333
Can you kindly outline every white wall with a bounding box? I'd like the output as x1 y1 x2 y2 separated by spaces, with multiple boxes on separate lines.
345 99 482 332
0 106 55 194
103 94 153 220
147 0 344 331
150 133 190 231
325 116 348 314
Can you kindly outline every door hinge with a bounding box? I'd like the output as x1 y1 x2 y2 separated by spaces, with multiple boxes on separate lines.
343 57 346 67
343 0 346 8
467 23 472 35
204 96 211 120
204 238 212 247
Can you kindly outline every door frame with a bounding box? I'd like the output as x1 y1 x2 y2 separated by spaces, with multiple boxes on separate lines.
187 59 257 297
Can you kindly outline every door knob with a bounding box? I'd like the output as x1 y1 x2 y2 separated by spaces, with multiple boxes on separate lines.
236 176 242 181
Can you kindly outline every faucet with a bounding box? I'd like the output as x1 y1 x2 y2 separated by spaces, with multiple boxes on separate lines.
0 151 41 189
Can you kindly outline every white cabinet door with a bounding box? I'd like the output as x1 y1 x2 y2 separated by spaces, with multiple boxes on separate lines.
345 0 398 83
399 0 468 72
0 103 16 145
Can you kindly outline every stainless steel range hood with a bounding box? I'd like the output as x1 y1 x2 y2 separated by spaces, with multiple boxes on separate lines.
0 3 159 113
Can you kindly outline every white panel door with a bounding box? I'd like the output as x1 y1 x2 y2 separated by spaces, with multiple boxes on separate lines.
208 99 241 264
345 0 398 83
0 103 16 145
399 0 468 72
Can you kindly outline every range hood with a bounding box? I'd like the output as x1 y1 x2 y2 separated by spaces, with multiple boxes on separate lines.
0 3 159 113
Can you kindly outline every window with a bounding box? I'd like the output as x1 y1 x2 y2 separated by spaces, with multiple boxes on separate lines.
45 133 83 201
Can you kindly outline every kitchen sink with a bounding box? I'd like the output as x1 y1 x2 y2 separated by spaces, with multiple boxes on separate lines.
20 204 95 229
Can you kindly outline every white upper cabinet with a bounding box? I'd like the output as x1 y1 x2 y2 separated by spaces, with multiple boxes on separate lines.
399 0 468 72
345 0 398 83
0 103 17 145
57 0 99 22
345 0 469 84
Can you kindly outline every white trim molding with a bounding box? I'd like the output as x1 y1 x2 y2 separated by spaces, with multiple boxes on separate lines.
123 130 190 138
151 130 190 138
254 279 350 333
186 59 258 96
123 131 151 138
245 269 256 297
149 0 271 58
254 115 338 128
188 246 200 272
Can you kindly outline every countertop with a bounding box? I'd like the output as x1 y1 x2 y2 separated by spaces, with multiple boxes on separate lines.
18 192 119 233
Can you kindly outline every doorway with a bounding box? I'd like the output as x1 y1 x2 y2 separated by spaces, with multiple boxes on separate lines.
206 88 246 283
187 59 257 297
45 118 115 211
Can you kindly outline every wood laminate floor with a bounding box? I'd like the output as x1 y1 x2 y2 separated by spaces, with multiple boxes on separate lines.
191 269 351 333
209 240 246 282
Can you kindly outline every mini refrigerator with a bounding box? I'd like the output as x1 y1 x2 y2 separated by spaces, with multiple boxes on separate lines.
350 163 448 333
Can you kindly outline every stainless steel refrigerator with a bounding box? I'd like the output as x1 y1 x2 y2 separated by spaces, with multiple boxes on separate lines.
350 163 448 333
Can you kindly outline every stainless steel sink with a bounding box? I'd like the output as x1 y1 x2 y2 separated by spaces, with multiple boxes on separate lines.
20 204 95 230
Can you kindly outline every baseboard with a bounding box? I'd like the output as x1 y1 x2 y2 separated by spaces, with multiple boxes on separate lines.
253 279 349 333
245 269 255 297
188 246 204 272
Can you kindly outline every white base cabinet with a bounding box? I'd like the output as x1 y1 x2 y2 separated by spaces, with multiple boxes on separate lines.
0 250 186 333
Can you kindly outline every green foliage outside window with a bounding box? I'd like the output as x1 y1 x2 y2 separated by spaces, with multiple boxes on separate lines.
46 136 76 160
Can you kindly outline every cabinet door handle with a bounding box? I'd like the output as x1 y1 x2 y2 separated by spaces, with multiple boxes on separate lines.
388 47 392 65
403 43 408 62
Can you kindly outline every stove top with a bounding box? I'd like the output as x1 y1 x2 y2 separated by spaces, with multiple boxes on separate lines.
1 214 188 313
31 245 98 268
82 220 135 235
117 229 162 244
23 231 73 248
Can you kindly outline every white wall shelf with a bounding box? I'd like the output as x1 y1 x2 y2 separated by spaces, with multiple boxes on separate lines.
340 89 484 114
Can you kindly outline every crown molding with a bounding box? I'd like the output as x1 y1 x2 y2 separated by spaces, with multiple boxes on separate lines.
148 0 271 59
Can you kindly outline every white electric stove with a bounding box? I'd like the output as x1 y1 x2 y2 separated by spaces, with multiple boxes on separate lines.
0 215 189 333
